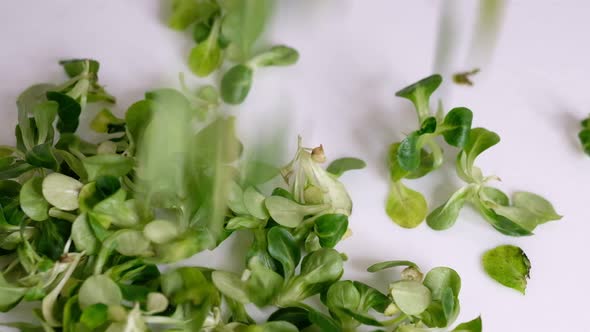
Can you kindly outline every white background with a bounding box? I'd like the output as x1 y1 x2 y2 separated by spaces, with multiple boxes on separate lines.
1 1 590 331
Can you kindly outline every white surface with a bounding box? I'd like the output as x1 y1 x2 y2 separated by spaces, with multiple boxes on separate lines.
1 1 590 331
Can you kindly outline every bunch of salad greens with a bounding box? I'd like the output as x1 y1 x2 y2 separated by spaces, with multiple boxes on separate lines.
0 59 482 331
168 0 299 104
386 75 561 236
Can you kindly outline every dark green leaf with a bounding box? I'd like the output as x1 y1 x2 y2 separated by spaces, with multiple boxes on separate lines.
221 64 253 104
314 214 348 248
54 150 87 181
193 20 212 43
267 226 300 279
307 307 341 332
271 187 294 200
268 307 312 330
326 157 366 177
579 128 590 155
441 107 473 147
475 194 534 236
397 133 420 171
418 117 437 134
396 74 443 102
25 143 58 170
395 74 442 119
335 307 383 326
95 176 121 199
46 91 81 134
119 284 151 302
0 161 34 180
36 218 68 260
32 101 58 145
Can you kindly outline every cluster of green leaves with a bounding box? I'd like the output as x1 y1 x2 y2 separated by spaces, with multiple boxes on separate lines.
168 0 299 104
0 60 482 331
579 115 590 156
387 75 561 236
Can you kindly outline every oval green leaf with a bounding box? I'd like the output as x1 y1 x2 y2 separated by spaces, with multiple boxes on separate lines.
386 181 427 228
482 245 530 294
20 177 49 221
42 173 83 211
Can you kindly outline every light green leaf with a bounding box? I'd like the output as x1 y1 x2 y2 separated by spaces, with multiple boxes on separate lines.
264 196 328 228
83 155 134 181
93 190 139 228
251 45 299 67
0 273 26 312
453 316 482 332
212 271 250 304
111 230 152 257
221 0 272 60
78 275 123 309
243 186 269 220
512 192 561 224
188 19 222 77
386 181 427 228
72 213 98 255
423 267 461 302
146 292 169 314
80 303 108 329
482 245 530 294
367 260 418 273
143 219 180 244
228 181 249 215
245 257 284 306
487 205 538 232
226 215 266 230
42 173 83 211
20 177 49 221
426 185 474 231
389 280 432 315
168 0 219 30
